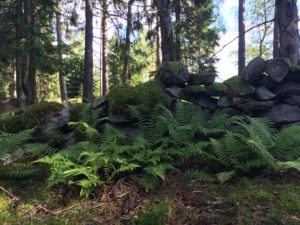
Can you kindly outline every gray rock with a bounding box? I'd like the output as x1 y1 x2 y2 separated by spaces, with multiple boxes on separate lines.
264 58 290 82
273 81 300 96
243 57 265 84
258 104 300 123
237 101 274 114
218 96 232 108
189 95 217 111
284 96 300 107
254 86 277 101
165 86 182 98
206 83 229 96
255 75 278 90
285 66 300 82
93 96 108 109
155 62 189 87
232 97 251 106
189 73 216 85
108 112 133 124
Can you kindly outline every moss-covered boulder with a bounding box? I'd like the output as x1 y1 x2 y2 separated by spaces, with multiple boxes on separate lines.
155 62 189 87
206 83 229 96
0 102 63 133
108 80 171 116
237 101 274 114
189 73 216 85
224 76 255 97
182 85 207 96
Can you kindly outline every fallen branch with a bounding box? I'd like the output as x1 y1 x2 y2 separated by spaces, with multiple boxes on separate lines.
0 186 20 202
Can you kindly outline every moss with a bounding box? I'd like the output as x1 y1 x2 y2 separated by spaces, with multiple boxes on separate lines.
189 73 216 85
224 76 254 96
134 202 171 225
182 85 207 96
206 83 229 96
0 102 63 133
109 80 171 116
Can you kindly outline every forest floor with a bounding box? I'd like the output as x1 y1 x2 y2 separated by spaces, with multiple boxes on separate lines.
1 172 300 225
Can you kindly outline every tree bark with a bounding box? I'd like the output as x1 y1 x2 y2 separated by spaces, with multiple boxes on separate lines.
175 0 181 61
26 0 37 105
273 0 280 59
277 0 299 65
56 0 68 104
83 0 94 102
154 0 176 62
238 0 246 75
15 0 26 105
156 14 161 69
101 0 109 96
122 0 134 84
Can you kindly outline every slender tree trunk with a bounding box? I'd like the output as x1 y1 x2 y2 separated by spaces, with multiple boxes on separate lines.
83 0 94 102
56 0 68 103
156 14 161 68
101 0 109 95
277 0 299 65
238 0 246 75
122 0 134 84
25 0 37 105
175 0 181 61
155 0 176 62
273 0 280 59
15 0 26 105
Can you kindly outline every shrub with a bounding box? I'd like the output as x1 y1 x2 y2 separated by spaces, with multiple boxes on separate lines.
108 80 171 116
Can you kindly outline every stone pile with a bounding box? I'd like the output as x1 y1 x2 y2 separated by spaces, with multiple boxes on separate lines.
158 59 300 126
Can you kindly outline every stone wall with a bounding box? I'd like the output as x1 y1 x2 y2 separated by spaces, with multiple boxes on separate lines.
158 59 300 126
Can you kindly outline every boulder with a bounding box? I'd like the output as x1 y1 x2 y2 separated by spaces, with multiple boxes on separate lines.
181 85 207 96
254 86 277 101
93 96 109 109
285 66 300 82
284 96 300 107
264 58 290 82
206 83 229 96
224 76 255 97
232 97 251 106
155 62 189 87
189 73 216 85
243 56 265 84
217 96 232 108
108 112 133 124
189 95 217 111
165 86 182 98
255 75 278 90
258 104 300 124
273 81 300 96
237 101 274 114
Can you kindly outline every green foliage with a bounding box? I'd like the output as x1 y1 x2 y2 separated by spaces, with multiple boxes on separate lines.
0 102 63 133
108 80 171 116
184 169 215 182
134 202 171 225
223 76 254 96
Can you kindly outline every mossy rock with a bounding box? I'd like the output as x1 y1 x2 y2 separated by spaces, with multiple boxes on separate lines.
237 101 274 114
189 73 216 85
69 104 86 122
224 76 254 97
206 83 229 96
182 85 207 96
0 102 63 133
155 62 189 87
108 80 171 116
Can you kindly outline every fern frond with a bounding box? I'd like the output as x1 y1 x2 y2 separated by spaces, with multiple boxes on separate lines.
184 169 214 182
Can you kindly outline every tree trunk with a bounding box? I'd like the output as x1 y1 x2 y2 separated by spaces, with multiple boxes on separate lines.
56 0 68 104
175 0 181 61
122 0 134 84
154 0 176 62
15 0 26 105
26 0 37 105
101 0 109 96
156 14 161 69
238 0 246 75
277 0 299 65
273 0 280 59
83 0 94 102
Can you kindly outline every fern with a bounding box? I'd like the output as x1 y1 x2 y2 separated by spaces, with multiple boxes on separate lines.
184 169 214 182
216 171 235 183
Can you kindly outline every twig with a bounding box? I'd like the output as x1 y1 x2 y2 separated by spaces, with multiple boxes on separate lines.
0 186 20 201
